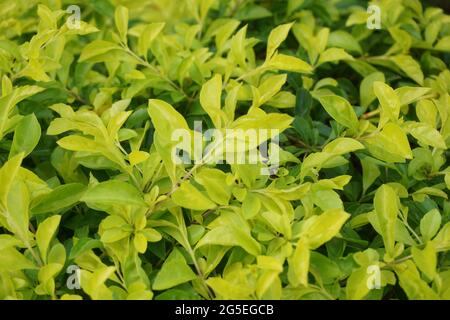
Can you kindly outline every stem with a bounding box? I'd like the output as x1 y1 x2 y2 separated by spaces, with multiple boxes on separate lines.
127 169 141 190
235 65 266 82
176 211 214 299
150 133 229 217
185 242 214 299
65 88 88 105
362 109 380 119
388 246 450 267
389 254 413 265
26 242 44 267
113 142 142 190
167 163 201 196
121 44 187 98
401 218 423 245
166 134 225 196
286 135 319 152
144 162 163 193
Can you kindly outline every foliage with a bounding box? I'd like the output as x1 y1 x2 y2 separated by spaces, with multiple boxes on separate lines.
0 0 449 300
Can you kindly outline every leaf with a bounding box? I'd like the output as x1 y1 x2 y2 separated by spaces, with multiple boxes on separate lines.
388 27 412 55
57 136 101 153
200 74 224 128
213 20 240 54
36 263 63 295
317 48 354 66
196 225 261 256
360 72 385 108
134 232 148 253
268 54 313 74
395 261 439 299
229 25 247 67
346 267 371 300
32 183 87 214
195 168 232 206
328 30 362 54
395 87 431 106
0 234 22 251
257 255 283 272
138 23 165 57
373 81 400 125
141 228 162 242
48 243 66 266
69 238 103 260
314 28 329 56
312 189 343 211
288 237 310 286
266 23 293 61
412 243 437 280
389 55 424 85
115 6 128 43
79 40 122 62
10 114 41 158
416 100 437 128
242 192 261 219
361 157 381 193
287 0 305 16
425 21 441 45
364 123 413 162
6 180 30 241
0 247 36 271
234 4 272 21
403 121 447 149
322 138 364 155
310 252 342 284
80 267 115 300
373 184 398 256
435 36 450 51
420 209 441 242
432 222 450 250
206 277 253 299
317 95 359 131
412 187 448 202
82 180 147 209
0 85 44 140
266 91 295 109
231 111 293 132
152 248 196 291
36 215 61 263
129 151 150 166
300 209 350 249
0 153 23 208
172 181 216 211
258 74 287 106
148 99 190 135
101 228 130 243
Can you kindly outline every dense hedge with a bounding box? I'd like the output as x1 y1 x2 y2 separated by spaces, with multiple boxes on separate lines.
0 0 449 300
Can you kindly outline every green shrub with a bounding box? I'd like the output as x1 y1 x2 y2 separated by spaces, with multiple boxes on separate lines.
0 0 449 300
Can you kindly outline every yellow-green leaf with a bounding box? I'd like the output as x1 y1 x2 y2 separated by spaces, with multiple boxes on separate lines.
317 95 359 131
36 215 61 263
373 184 398 256
266 23 293 61
115 6 129 43
412 242 437 280
152 248 197 290
268 54 313 74
172 181 216 211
